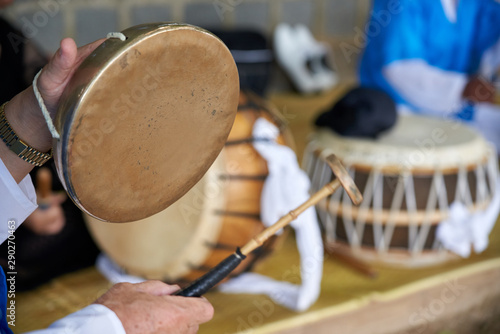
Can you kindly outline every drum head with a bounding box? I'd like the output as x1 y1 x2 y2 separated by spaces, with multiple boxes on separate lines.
54 23 239 222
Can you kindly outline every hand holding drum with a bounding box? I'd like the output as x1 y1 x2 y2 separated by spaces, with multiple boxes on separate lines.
175 154 363 297
2 23 238 333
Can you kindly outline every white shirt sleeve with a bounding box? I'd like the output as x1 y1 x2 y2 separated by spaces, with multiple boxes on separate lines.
0 159 126 333
0 158 37 243
480 38 500 80
24 304 126 334
382 59 468 115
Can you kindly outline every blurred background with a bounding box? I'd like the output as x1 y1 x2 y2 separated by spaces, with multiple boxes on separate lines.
1 0 369 89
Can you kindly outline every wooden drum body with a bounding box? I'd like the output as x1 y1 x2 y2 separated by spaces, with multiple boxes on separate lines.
86 91 289 283
305 114 498 267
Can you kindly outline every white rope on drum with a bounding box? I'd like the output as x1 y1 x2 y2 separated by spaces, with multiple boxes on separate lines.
433 168 448 251
476 162 487 204
32 70 60 140
487 148 498 198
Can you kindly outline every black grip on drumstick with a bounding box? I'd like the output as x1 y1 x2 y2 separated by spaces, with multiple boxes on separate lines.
174 248 246 297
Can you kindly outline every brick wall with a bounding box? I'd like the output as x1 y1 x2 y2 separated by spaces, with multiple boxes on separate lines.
2 0 372 82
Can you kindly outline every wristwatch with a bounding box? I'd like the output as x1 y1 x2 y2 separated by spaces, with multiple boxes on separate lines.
0 102 52 166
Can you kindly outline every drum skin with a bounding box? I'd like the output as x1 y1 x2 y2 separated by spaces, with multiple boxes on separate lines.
85 91 291 283
54 23 239 223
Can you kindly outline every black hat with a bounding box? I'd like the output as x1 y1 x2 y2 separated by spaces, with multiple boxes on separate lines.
315 87 397 138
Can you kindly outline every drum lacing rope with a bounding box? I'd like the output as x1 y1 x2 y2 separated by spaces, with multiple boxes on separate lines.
32 70 60 140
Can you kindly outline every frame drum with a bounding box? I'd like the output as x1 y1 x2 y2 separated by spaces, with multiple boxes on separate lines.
85 91 289 283
305 114 498 267
53 23 239 223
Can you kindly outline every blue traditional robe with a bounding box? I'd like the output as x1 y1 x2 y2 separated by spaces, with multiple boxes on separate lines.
359 0 500 119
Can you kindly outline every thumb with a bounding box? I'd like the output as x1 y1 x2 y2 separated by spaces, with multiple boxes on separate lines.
37 38 78 111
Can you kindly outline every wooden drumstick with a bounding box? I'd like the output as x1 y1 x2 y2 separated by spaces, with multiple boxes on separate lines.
175 154 363 297
36 167 52 210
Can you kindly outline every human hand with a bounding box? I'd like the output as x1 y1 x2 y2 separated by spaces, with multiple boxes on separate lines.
3 37 105 182
7 37 105 151
24 192 67 235
462 76 495 103
95 281 214 334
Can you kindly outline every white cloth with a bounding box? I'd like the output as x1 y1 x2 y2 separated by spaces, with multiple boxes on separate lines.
97 253 145 284
0 158 37 238
219 118 324 312
437 179 500 257
0 158 125 333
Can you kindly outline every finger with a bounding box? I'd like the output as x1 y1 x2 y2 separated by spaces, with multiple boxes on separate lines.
37 38 105 111
134 280 181 296
166 295 214 323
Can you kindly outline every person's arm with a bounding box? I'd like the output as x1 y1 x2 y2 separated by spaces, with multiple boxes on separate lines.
0 38 103 183
2 37 215 334
382 60 469 114
0 38 103 241
380 0 500 113
25 281 214 334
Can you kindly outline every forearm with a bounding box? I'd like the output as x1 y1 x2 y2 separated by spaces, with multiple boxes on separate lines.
383 59 468 113
1 86 52 183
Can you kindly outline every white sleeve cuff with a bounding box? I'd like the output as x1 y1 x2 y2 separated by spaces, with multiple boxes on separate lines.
0 158 37 243
383 59 468 114
25 304 126 334
480 38 500 79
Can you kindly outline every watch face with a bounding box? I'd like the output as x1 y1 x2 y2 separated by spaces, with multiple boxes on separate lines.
54 23 239 223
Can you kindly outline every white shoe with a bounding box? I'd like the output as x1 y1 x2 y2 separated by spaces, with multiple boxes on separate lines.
274 23 337 94
294 25 338 91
